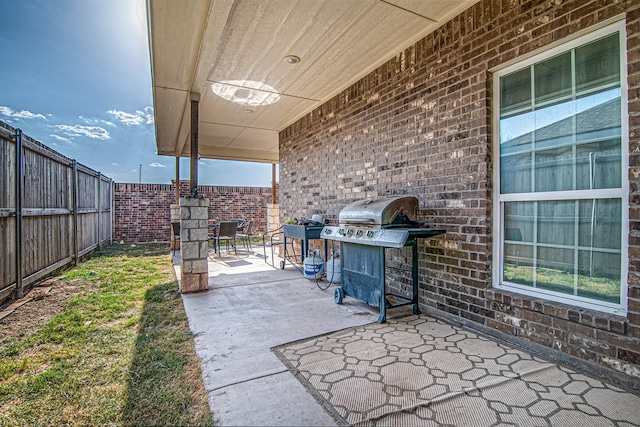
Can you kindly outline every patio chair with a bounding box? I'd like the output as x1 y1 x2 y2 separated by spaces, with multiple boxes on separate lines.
171 222 180 256
208 221 219 254
237 219 254 251
230 219 245 229
216 221 238 254
262 225 285 268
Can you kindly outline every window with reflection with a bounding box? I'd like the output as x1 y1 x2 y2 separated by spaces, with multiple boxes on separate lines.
494 23 628 315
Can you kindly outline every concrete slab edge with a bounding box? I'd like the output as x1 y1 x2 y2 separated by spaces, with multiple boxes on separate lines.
208 369 289 392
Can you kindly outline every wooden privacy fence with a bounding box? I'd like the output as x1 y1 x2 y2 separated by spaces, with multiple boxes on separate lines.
0 123 113 305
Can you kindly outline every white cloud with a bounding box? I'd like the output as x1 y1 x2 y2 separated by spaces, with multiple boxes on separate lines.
112 162 119 166
149 162 166 168
79 115 96 123
141 106 154 124
49 134 72 143
80 115 116 127
106 110 142 125
0 106 47 121
52 124 110 140
106 106 154 126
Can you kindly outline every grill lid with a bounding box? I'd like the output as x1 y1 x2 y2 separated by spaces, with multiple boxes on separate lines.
338 196 418 226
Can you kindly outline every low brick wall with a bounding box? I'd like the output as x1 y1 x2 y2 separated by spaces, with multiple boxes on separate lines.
113 181 276 243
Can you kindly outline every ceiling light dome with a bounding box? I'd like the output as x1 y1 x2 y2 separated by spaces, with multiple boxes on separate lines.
211 80 280 106
283 55 300 64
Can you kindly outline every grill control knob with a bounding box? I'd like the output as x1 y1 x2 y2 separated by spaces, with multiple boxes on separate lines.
338 228 345 235
356 229 363 236
366 230 374 238
346 229 353 236
324 228 332 234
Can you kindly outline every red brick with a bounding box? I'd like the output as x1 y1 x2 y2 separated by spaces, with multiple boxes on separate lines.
113 181 275 243
278 0 640 378
519 309 554 327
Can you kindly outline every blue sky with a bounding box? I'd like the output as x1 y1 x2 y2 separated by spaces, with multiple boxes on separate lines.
0 0 274 186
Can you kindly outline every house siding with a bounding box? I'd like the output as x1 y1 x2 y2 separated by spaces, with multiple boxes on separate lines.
279 0 640 385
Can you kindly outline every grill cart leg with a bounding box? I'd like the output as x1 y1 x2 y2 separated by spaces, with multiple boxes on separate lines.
412 242 421 316
378 247 387 323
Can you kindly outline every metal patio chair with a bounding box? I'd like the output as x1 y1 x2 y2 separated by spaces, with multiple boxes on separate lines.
262 225 285 268
237 219 254 251
208 221 219 254
216 221 238 254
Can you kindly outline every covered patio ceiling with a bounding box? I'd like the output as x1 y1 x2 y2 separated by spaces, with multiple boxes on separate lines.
146 0 478 164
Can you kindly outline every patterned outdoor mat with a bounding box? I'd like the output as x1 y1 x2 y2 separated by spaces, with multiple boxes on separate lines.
272 315 640 426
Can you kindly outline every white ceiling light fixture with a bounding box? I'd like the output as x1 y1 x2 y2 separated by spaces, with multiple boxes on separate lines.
211 80 281 106
283 55 300 64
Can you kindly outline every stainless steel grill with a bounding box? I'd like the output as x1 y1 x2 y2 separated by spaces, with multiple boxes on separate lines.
321 196 445 322
322 196 429 248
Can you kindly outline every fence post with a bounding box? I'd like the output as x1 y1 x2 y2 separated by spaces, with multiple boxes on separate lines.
72 160 79 265
110 179 113 244
14 129 23 299
97 172 102 250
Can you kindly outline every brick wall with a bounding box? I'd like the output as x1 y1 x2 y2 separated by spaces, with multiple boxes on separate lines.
113 181 276 243
279 0 640 386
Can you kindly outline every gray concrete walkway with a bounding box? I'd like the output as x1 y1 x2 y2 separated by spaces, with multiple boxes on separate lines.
174 247 640 426
174 247 379 426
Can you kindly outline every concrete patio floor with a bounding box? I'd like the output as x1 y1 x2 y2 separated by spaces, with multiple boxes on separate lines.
172 247 640 426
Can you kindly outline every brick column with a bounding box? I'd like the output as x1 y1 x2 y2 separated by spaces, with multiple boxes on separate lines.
170 204 180 251
267 203 282 256
179 197 209 293
267 203 280 231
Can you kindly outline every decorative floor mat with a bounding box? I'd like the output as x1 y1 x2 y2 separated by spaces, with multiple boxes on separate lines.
273 315 640 426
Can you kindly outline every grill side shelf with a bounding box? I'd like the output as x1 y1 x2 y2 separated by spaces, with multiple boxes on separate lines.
405 229 446 245
320 226 409 248
321 226 446 247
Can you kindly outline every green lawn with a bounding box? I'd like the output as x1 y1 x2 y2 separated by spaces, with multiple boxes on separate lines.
0 244 214 426
504 265 620 303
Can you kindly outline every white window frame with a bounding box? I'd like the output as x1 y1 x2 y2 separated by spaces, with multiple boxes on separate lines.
492 21 629 316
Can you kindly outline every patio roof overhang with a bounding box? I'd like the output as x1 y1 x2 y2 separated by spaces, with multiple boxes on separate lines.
145 0 479 165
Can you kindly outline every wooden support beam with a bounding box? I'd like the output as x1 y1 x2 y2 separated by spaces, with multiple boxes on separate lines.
175 156 180 204
271 163 277 204
190 92 200 196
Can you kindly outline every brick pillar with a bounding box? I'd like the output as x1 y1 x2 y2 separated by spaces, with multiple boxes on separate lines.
170 204 180 250
179 197 209 293
267 203 280 231
267 203 282 256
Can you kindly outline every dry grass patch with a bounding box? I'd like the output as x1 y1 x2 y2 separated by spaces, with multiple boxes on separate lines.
0 244 214 426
